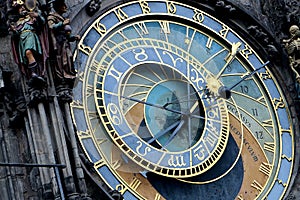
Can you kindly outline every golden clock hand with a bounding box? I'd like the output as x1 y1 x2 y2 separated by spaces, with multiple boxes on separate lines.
186 101 200 147
217 61 270 99
163 101 205 120
189 101 199 114
216 42 242 79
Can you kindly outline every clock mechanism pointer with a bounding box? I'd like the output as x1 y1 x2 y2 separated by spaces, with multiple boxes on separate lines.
216 42 242 79
147 120 182 144
162 120 185 149
216 61 270 99
121 95 184 115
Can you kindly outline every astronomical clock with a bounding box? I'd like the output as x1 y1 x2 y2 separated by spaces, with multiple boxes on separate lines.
71 0 297 199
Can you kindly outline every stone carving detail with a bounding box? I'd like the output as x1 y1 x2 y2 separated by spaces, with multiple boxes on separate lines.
284 0 300 24
86 0 102 16
283 25 300 83
0 0 8 37
228 0 299 39
108 189 124 200
247 25 279 60
0 66 26 127
247 25 269 44
215 0 236 14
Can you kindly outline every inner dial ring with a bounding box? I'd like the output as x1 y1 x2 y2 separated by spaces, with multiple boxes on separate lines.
126 64 205 152
95 43 230 178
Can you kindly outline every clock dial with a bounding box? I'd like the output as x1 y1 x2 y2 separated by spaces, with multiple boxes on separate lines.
95 38 230 177
71 1 295 199
121 63 205 151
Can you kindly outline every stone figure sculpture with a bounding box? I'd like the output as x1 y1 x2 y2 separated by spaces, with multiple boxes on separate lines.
47 0 80 102
283 25 300 83
9 0 48 105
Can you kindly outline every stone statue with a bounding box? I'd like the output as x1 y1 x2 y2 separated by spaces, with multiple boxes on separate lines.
283 25 300 83
9 0 47 89
47 0 80 102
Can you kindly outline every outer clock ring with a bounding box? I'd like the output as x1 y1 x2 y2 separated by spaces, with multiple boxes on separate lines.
72 1 295 199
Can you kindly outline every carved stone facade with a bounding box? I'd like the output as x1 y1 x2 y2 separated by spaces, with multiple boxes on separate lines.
0 0 299 199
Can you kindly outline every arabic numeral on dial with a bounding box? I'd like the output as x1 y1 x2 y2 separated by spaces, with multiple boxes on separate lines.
240 85 249 94
255 131 264 139
226 65 232 72
107 103 122 125
252 108 259 116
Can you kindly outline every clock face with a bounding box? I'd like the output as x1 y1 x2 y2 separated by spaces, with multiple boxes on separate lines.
71 1 295 199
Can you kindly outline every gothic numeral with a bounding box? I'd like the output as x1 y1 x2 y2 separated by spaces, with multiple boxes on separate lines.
134 22 149 37
264 142 275 153
259 69 272 80
139 1 151 14
219 25 230 38
79 42 92 55
88 111 99 120
240 44 253 59
167 2 177 14
114 8 128 21
71 100 84 109
86 84 94 98
273 97 285 110
77 71 84 82
259 162 272 176
251 180 263 193
94 21 107 36
159 21 171 34
116 184 126 195
107 65 123 82
78 130 91 137
193 9 204 23
206 37 213 49
129 177 142 191
155 193 162 200
262 119 273 128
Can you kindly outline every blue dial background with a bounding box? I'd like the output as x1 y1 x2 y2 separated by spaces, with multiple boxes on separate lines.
72 1 294 199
